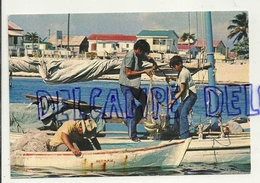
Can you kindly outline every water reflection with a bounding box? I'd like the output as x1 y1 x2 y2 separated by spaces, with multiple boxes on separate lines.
11 162 250 178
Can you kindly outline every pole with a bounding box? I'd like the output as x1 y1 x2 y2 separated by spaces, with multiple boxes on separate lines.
204 12 218 130
188 12 191 62
67 13 70 51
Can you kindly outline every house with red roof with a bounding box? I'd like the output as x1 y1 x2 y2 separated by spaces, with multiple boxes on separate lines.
8 21 24 56
176 39 227 61
88 34 136 58
177 44 198 59
194 40 227 58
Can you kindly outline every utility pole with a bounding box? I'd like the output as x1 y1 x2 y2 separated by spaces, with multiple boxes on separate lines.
188 12 191 62
67 13 70 51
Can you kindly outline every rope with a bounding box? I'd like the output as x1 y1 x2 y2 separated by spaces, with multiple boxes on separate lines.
10 113 24 133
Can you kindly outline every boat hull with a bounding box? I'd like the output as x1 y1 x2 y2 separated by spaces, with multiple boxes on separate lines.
11 139 191 170
97 136 251 165
10 132 250 166
183 137 250 164
183 148 250 164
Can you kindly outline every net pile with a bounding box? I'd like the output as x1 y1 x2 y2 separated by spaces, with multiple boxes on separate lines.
10 128 49 152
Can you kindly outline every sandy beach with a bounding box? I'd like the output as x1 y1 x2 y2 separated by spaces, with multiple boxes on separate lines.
93 60 250 84
11 60 249 85
192 61 249 84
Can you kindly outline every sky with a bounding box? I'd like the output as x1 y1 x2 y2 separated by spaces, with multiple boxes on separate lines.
8 11 244 49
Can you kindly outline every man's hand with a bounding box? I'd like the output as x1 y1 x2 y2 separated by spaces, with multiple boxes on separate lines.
168 99 176 109
165 76 176 83
152 64 157 70
61 132 82 156
71 147 81 156
147 56 158 70
144 69 154 78
165 76 171 83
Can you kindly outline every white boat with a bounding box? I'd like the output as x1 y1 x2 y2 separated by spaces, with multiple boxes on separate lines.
183 136 250 164
100 135 250 165
10 138 191 170
10 130 250 166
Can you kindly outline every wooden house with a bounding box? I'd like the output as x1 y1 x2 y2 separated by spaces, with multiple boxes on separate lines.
48 35 88 56
194 40 227 60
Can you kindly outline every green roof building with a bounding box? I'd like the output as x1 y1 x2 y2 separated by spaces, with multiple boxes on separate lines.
137 30 179 53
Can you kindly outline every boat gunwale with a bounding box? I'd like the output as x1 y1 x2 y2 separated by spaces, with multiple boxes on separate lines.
187 145 250 151
15 139 186 157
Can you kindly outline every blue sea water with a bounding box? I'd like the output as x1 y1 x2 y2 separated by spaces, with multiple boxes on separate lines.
9 77 250 178
10 77 250 125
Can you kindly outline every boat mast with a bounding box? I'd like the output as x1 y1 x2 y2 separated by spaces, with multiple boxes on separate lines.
67 13 70 51
204 12 218 130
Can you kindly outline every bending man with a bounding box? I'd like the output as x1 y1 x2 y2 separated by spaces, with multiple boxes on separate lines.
48 115 101 156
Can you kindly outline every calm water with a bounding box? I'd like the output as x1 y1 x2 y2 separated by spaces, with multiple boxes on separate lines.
9 77 250 178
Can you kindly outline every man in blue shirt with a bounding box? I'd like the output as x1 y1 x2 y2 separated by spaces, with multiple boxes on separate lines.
119 39 157 142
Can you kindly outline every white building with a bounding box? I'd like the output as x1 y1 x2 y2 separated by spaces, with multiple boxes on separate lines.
136 30 179 54
88 34 136 58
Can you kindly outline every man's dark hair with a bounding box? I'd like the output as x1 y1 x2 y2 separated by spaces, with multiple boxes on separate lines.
134 39 150 54
169 55 183 68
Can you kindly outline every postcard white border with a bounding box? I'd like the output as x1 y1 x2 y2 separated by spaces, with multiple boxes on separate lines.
2 0 260 183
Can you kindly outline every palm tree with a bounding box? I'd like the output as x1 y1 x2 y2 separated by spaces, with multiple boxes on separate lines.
227 12 248 43
180 32 195 42
231 37 249 59
180 32 196 62
24 32 39 53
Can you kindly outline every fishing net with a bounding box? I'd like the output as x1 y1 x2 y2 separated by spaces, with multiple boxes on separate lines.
143 78 171 139
10 128 49 152
10 103 106 133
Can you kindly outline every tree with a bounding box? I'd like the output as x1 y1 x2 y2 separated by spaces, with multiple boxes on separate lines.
24 32 39 42
227 12 248 43
24 32 39 53
231 37 249 59
180 32 195 62
180 32 195 42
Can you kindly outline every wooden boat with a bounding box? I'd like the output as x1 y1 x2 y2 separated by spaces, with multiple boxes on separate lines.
99 133 250 165
10 130 250 166
10 138 191 170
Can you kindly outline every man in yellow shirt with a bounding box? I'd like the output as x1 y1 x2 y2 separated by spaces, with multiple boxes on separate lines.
49 115 101 156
